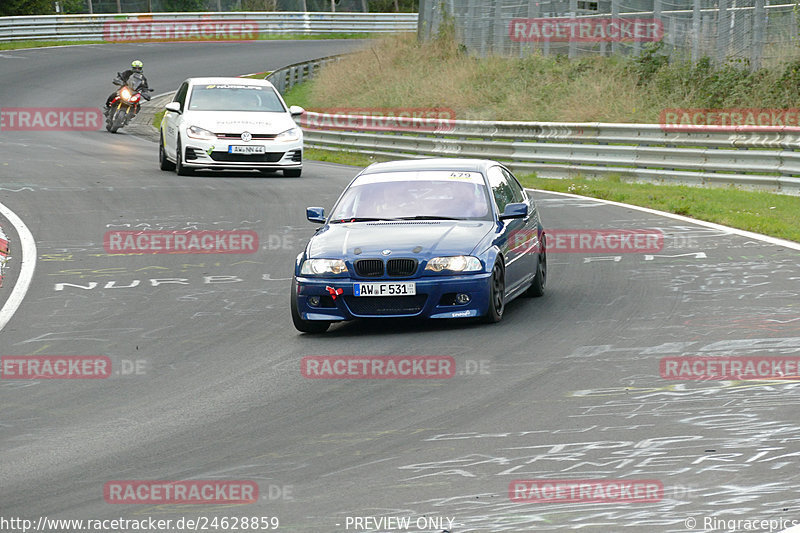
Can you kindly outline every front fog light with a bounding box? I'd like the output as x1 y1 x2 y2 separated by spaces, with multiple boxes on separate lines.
308 296 321 307
456 293 471 304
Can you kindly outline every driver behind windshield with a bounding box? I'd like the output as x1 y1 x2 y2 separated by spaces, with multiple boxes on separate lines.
105 59 150 110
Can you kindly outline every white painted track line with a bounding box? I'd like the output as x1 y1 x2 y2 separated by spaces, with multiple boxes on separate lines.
0 201 37 333
529 188 800 251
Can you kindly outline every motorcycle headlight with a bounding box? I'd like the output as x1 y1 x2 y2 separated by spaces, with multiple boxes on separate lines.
275 127 301 142
120 87 132 101
187 125 216 140
425 256 482 273
300 259 348 275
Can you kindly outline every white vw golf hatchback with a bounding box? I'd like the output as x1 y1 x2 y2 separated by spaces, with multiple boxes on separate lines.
159 77 304 176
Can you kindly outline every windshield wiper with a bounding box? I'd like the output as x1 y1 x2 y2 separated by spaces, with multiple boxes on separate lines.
397 215 462 220
330 217 400 223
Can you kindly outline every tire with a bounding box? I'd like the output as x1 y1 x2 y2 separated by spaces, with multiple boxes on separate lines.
482 260 505 323
283 168 302 177
105 108 115 132
175 139 193 176
159 133 175 171
291 278 330 333
525 233 547 297
109 108 125 133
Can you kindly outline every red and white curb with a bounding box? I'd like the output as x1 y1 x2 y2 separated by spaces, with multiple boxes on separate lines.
0 223 8 288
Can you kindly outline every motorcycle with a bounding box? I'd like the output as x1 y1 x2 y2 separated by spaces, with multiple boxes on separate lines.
106 72 154 133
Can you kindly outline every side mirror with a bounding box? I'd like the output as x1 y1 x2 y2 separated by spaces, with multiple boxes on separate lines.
165 102 181 114
499 202 528 220
306 206 325 224
289 105 305 117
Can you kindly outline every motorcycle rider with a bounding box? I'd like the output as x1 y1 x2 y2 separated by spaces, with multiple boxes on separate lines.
105 60 150 113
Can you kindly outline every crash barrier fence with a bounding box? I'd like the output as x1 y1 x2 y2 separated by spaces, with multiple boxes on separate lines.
0 11 417 42
418 0 796 70
266 54 344 95
263 55 800 195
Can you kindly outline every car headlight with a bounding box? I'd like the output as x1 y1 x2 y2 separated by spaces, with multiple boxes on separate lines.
275 127 301 142
186 125 216 140
300 258 348 275
425 256 482 272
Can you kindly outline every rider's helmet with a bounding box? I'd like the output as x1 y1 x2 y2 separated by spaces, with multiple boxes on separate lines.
131 60 144 73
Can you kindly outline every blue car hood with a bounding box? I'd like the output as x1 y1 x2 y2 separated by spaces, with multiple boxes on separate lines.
308 220 495 258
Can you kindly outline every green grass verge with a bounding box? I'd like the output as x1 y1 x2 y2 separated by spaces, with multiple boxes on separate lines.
0 33 375 52
304 148 396 168
152 109 166 129
0 40 104 50
518 174 800 243
281 80 314 109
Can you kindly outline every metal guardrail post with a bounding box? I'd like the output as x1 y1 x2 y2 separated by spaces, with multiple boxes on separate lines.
611 0 620 55
751 0 765 69
717 0 729 65
692 0 701 63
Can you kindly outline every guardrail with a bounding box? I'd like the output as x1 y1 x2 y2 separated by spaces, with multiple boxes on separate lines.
0 12 417 42
299 114 800 194
264 55 800 195
266 54 344 95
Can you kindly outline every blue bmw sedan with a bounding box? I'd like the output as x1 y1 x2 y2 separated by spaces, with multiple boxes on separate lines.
291 158 547 333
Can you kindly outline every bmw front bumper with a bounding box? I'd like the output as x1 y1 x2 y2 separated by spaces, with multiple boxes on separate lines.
294 273 493 322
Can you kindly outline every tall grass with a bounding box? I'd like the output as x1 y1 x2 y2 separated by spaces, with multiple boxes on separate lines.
308 30 800 123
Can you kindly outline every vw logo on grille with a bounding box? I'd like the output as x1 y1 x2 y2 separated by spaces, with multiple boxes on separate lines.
241 131 252 142
381 249 392 256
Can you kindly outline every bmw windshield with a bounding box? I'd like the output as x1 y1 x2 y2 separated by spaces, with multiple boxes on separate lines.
329 171 493 222
187 84 286 112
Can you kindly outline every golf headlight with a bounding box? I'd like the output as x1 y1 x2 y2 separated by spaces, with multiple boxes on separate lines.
275 127 301 142
187 125 216 140
301 258 348 275
425 256 482 272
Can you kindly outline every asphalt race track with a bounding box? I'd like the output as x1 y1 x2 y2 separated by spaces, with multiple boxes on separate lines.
1 41 800 533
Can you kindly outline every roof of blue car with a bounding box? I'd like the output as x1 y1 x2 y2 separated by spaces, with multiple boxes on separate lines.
360 158 500 175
